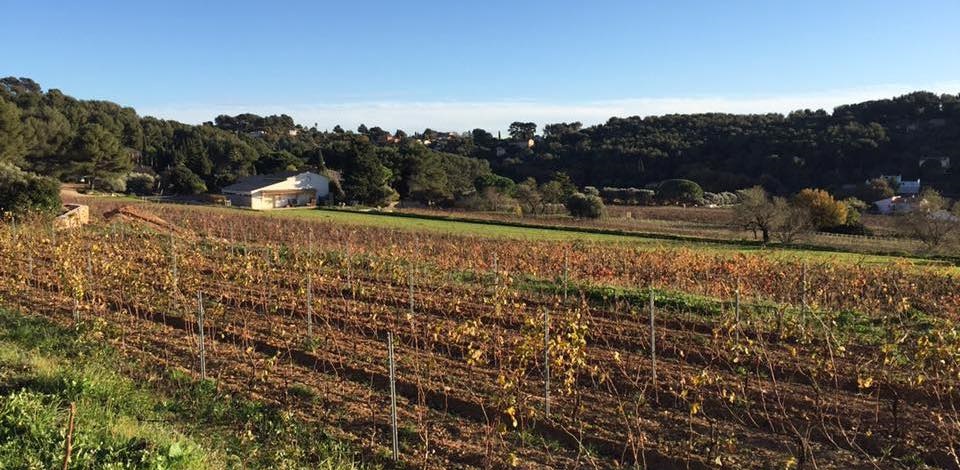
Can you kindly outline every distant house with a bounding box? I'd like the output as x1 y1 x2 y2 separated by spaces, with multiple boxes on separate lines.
873 196 918 215
877 175 921 196
222 171 329 210
246 130 267 139
514 138 535 149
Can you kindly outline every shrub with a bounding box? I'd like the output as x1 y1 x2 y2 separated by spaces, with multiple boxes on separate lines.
583 186 600 197
702 191 740 206
842 197 868 225
657 179 704 204
475 174 515 193
856 177 895 202
542 203 568 215
822 223 873 236
565 192 604 218
161 165 207 195
633 188 656 205
718 191 740 206
0 162 61 217
99 175 127 193
599 187 655 205
126 173 156 195
793 188 847 229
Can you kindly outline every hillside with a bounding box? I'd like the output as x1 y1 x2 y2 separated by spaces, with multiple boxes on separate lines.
1 77 957 202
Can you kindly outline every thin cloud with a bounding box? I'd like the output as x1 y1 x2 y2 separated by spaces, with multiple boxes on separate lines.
140 82 960 134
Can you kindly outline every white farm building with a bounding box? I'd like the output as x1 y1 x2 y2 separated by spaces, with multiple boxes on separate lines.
222 171 329 210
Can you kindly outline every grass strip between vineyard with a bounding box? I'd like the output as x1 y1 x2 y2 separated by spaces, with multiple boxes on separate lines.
0 307 375 470
301 207 960 268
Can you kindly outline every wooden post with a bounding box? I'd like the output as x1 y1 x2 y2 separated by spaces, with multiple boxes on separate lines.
61 402 76 470
563 250 569 305
649 285 657 386
388 332 399 461
408 267 414 316
197 291 207 380
170 234 178 288
346 241 353 297
306 273 314 338
544 307 551 418
801 262 808 327
735 276 741 342
492 252 499 287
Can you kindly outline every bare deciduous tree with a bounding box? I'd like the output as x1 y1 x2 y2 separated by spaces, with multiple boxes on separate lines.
901 189 960 252
772 197 813 244
733 186 777 244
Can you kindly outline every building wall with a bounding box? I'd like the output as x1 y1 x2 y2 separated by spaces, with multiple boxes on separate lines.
225 193 252 208
249 189 317 210
258 173 330 199
223 172 331 209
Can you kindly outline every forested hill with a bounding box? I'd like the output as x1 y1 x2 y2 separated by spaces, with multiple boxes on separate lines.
483 94 959 196
1 76 957 203
0 77 496 205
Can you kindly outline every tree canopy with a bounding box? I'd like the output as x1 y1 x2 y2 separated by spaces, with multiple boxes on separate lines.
1 77 957 204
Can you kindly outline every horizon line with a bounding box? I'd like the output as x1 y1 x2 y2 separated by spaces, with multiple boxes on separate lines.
132 81 960 134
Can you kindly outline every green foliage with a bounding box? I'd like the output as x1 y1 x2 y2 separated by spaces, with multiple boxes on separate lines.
565 192 605 218
475 173 515 193
0 309 374 470
600 187 655 205
4 77 959 203
539 173 577 204
510 178 543 215
255 150 304 174
508 122 536 141
857 177 896 202
0 97 26 165
161 164 207 195
657 179 704 204
341 146 397 206
0 162 61 216
0 317 208 469
126 172 157 195
71 123 133 189
841 197 867 225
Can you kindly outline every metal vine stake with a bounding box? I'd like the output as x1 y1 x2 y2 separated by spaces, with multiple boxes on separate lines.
306 272 314 338
388 332 399 461
544 306 551 418
197 291 207 380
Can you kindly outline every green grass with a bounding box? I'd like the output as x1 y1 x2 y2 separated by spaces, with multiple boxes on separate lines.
457 270 900 346
0 309 374 470
277 208 957 270
286 208 660 243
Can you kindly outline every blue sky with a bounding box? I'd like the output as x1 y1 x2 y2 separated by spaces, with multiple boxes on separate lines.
3 0 959 132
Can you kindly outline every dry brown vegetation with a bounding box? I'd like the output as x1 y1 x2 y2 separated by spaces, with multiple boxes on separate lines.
2 202 960 469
